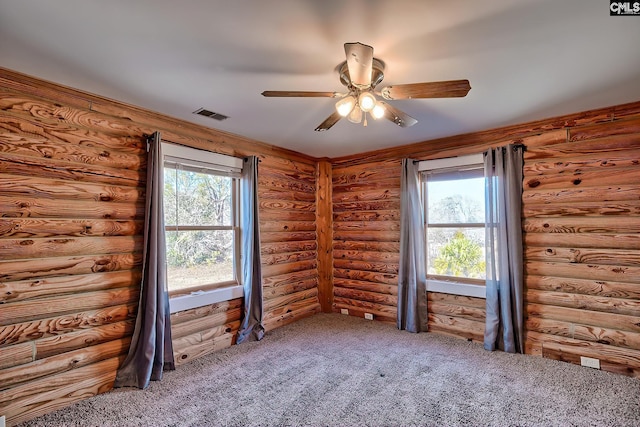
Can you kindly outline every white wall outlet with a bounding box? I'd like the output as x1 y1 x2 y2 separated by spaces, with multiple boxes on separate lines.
340 308 349 315
1 415 6 427
364 313 374 320
580 356 601 369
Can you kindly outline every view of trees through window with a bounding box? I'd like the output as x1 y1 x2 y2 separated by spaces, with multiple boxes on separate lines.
426 176 486 281
164 166 236 292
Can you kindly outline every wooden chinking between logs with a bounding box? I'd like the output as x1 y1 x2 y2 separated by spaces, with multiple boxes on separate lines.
1 65 640 425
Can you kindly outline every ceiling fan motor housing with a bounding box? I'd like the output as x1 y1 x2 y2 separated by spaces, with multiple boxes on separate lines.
338 58 385 90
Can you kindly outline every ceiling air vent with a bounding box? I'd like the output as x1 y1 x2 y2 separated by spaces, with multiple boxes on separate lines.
193 108 229 121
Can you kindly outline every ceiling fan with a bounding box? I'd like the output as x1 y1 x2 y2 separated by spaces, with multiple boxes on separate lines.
262 42 471 132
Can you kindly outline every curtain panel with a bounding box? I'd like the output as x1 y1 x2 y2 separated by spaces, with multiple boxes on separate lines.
114 132 175 389
236 156 265 343
397 159 428 333
484 144 525 353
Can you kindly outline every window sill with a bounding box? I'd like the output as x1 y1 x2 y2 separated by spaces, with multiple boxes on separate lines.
169 285 244 314
426 279 486 299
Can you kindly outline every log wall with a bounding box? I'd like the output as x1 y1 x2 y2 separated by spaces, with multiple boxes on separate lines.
332 159 401 323
0 68 319 426
330 102 640 376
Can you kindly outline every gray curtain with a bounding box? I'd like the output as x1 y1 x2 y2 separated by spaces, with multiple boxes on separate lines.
236 156 265 343
115 132 175 389
484 144 525 353
397 159 428 332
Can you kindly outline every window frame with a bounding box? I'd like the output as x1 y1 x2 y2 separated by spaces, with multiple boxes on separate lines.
418 153 486 299
161 142 245 313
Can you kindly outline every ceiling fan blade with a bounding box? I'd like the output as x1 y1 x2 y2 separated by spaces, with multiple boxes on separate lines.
314 111 342 132
380 102 418 128
344 42 374 88
380 80 471 100
262 91 343 98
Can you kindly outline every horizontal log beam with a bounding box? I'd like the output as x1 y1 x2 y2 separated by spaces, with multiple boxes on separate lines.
524 233 640 250
526 289 640 317
568 116 640 142
525 261 640 283
171 308 242 340
0 304 136 348
523 216 640 234
332 240 400 253
0 131 145 170
0 235 143 260
333 278 398 296
526 303 640 333
0 151 143 187
260 240 317 255
427 292 486 309
427 313 484 342
264 278 318 301
173 332 235 367
333 287 397 306
170 298 242 325
0 269 141 303
261 250 317 266
525 133 640 161
334 268 398 285
525 246 640 267
428 301 486 322
0 288 139 325
0 218 143 238
526 274 640 300
334 249 400 263
0 253 142 282
263 302 320 332
0 336 130 390
260 259 317 278
523 200 640 217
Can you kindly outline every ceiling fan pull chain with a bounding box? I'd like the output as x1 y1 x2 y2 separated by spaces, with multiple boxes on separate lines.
363 112 368 127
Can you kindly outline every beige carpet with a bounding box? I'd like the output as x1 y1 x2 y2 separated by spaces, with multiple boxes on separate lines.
20 313 640 426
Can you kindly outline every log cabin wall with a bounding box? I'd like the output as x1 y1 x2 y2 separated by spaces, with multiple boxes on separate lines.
0 68 319 425
330 102 640 373
332 159 401 323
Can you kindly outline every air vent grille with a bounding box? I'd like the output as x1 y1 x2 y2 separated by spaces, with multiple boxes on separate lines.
193 108 229 121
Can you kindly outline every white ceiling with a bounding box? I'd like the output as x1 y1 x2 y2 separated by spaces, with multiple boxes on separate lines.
1 0 639 158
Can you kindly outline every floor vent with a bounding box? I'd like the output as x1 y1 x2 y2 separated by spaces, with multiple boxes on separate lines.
193 108 229 121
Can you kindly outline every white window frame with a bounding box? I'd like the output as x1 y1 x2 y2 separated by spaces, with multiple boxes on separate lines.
161 142 245 313
418 153 486 299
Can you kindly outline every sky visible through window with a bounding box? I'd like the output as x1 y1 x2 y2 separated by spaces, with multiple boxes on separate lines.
427 177 485 221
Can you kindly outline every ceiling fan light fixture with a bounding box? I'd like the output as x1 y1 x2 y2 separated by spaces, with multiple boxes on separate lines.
262 42 469 132
358 91 376 112
371 103 385 119
347 106 363 123
335 95 356 117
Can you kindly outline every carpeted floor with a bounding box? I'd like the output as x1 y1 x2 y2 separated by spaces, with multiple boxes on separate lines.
20 313 640 426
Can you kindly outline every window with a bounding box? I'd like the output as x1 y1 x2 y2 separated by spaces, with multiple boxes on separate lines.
162 143 244 304
419 154 486 298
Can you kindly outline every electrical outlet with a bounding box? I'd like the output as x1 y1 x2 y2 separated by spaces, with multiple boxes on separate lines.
1 415 5 427
364 313 374 320
340 308 348 315
580 356 601 369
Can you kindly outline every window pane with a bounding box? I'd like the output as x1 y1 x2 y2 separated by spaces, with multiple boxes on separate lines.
164 168 177 226
426 227 485 280
427 177 484 224
166 229 235 292
164 168 233 227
